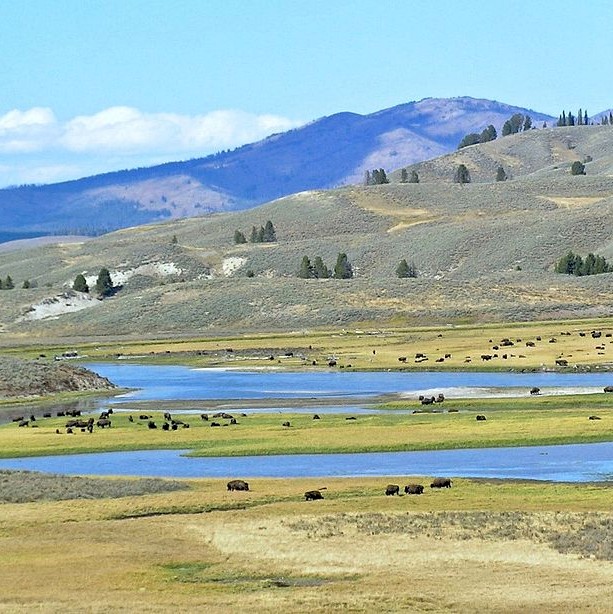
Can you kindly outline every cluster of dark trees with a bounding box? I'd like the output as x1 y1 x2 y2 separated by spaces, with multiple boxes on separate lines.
599 112 613 125
400 168 419 183
73 268 114 297
570 161 586 175
502 113 532 136
298 253 353 279
458 124 497 149
0 275 15 289
554 251 612 276
453 164 471 184
556 109 589 127
234 220 276 244
364 169 389 185
396 259 417 278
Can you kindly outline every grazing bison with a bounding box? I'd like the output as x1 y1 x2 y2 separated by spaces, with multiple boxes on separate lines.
481 354 492 361
43 412 52 418
200 413 209 421
162 422 170 431
530 387 540 395
588 415 602 420
604 386 613 393
148 420 157 429
139 414 151 420
398 356 407 363
96 418 111 428
555 359 568 367
476 414 487 421
430 477 453 489
227 479 249 491
313 414 321 420
404 484 424 495
304 490 324 501
210 422 221 427
282 421 291 427
385 484 400 496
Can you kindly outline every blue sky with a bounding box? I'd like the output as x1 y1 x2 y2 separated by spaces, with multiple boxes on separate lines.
1 0 612 187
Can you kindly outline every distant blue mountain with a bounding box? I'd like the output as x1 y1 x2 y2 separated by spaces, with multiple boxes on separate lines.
0 97 554 239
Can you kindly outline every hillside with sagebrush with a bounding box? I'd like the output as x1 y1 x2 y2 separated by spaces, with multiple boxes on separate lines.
0 97 552 238
0 357 116 398
0 125 612 340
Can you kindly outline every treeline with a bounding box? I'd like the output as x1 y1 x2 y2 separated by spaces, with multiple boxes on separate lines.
298 253 353 279
234 220 276 244
554 251 612 276
364 169 389 185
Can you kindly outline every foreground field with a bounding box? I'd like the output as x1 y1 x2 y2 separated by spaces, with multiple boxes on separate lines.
0 475 612 613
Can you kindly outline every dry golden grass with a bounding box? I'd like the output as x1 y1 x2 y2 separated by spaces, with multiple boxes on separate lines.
0 477 612 613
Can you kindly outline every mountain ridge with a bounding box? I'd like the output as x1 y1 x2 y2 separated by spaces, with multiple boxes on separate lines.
0 97 554 237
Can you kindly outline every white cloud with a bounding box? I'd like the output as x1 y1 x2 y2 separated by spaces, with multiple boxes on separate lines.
0 107 58 153
0 106 303 187
59 106 301 153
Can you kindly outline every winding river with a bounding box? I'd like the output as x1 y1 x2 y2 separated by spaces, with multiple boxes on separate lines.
1 363 612 481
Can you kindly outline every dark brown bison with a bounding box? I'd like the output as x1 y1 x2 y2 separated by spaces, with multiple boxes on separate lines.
96 418 112 428
385 484 400 496
555 359 568 366
304 490 324 500
530 387 540 395
227 479 249 491
588 415 602 420
147 420 157 429
282 421 291 427
476 414 487 421
604 386 613 393
430 477 453 488
313 414 320 420
404 484 424 495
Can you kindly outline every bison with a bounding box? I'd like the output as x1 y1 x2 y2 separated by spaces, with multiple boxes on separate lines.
404 484 424 495
604 386 613 393
385 484 400 496
304 490 324 501
476 414 487 421
555 359 568 366
588 415 602 420
530 387 540 395
96 418 112 428
430 477 453 489
227 479 249 491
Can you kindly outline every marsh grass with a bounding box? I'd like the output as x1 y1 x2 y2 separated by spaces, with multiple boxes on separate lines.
0 469 188 503
0 395 611 459
288 510 613 561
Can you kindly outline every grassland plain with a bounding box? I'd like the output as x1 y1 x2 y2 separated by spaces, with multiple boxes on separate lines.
0 475 612 613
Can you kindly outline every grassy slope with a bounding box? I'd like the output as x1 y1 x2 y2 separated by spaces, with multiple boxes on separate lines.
1 127 613 338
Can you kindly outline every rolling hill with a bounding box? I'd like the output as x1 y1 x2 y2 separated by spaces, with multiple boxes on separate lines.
0 97 553 238
0 124 613 340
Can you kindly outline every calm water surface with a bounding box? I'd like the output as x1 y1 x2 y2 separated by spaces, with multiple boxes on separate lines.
0 442 611 482
83 363 613 402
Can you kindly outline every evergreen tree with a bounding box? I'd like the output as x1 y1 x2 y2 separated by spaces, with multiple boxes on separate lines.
257 226 265 242
584 110 588 125
262 220 276 242
568 111 575 126
371 168 389 184
409 170 420 183
454 164 471 184
577 109 583 125
400 168 408 183
496 165 508 182
479 124 497 143
298 256 314 279
171 234 178 245
73 273 89 293
249 226 259 243
333 253 353 279
570 160 586 175
523 116 532 131
396 259 417 278
364 170 372 186
0 278 3 290
4 275 14 289
313 256 329 279
234 230 247 244
22 280 30 289
95 268 114 297
458 132 481 148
